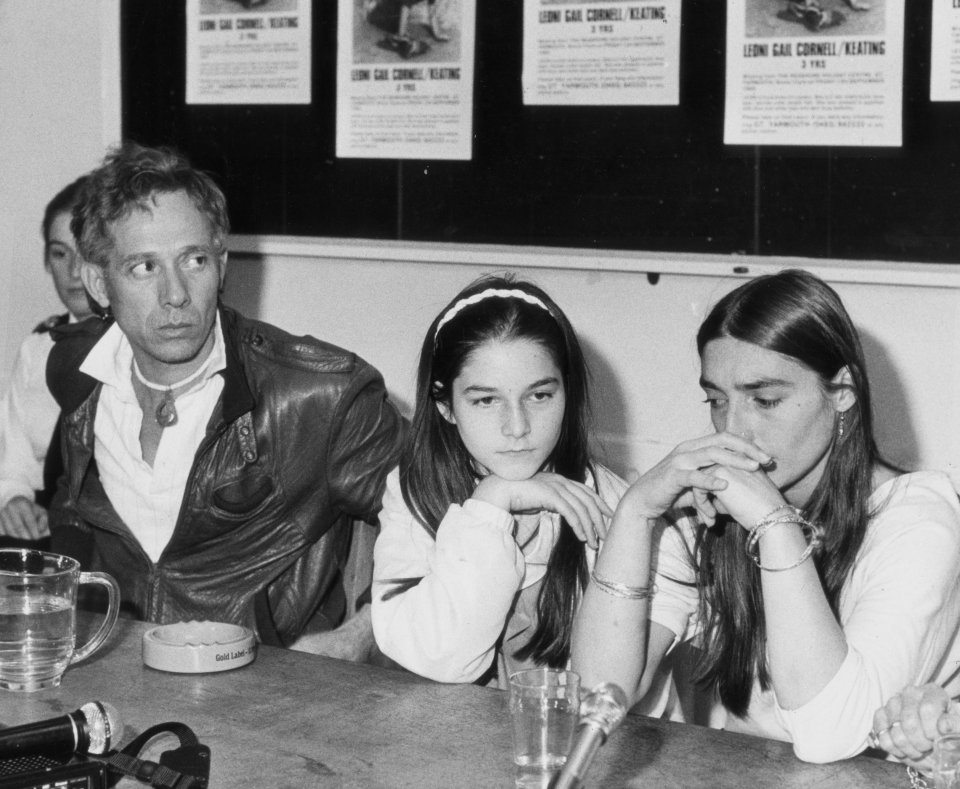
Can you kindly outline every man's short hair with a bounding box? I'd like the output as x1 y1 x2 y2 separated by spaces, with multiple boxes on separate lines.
72 142 230 268
42 175 88 246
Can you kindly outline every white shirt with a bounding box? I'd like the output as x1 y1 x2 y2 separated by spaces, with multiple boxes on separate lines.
80 317 226 563
650 470 960 762
371 464 682 720
0 324 63 507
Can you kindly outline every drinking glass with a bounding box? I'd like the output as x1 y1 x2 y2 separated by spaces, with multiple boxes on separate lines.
509 668 581 789
0 549 119 691
933 733 960 789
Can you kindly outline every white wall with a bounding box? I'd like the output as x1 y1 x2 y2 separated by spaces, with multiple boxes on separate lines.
223 238 960 487
0 0 120 391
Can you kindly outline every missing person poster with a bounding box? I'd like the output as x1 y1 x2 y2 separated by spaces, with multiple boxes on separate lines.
724 0 904 146
336 0 476 160
186 0 311 105
522 0 681 105
931 0 960 101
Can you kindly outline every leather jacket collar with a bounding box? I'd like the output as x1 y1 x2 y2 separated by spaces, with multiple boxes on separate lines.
49 305 254 421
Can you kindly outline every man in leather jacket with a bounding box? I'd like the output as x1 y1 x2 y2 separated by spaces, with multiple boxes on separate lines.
44 142 404 655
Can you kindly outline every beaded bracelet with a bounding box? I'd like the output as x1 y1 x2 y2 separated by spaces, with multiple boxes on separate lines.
745 515 824 572
590 570 657 600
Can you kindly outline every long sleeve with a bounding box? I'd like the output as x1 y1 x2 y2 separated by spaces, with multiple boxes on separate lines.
0 332 59 508
777 471 960 762
372 469 524 683
647 473 960 761
325 360 405 523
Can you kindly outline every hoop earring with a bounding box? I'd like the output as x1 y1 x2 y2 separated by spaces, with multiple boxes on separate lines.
837 411 845 439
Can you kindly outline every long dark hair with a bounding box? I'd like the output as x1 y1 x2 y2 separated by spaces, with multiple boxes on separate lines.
395 274 595 667
692 269 883 715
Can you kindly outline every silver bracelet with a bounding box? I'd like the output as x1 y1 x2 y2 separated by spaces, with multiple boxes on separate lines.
745 514 806 556
753 503 799 529
746 515 824 572
590 570 656 600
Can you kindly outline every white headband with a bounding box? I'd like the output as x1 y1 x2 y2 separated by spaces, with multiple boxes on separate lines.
434 288 552 342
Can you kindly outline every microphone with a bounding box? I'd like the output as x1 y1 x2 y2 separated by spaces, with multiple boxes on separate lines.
0 701 123 760
551 683 628 789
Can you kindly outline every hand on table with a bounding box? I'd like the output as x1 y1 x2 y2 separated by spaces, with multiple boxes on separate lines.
0 496 49 540
289 605 377 662
871 683 960 772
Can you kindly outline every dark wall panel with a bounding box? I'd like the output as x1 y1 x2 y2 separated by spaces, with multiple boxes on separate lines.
122 0 960 263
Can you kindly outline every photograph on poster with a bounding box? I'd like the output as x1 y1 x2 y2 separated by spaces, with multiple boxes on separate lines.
199 0 298 13
354 0 462 62
745 0 884 37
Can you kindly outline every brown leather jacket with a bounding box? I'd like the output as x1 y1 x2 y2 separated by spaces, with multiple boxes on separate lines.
47 306 404 645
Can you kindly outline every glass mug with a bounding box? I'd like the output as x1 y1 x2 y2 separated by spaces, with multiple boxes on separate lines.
0 549 120 691
932 733 960 789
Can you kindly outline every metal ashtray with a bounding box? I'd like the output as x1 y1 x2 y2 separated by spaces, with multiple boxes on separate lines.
142 621 257 674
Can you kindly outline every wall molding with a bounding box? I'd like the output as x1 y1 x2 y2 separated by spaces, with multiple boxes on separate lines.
229 235 960 290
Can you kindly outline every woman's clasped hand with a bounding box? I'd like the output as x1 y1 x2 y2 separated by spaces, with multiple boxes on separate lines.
622 431 777 528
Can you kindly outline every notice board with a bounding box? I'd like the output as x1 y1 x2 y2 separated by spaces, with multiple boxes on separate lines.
122 0 960 263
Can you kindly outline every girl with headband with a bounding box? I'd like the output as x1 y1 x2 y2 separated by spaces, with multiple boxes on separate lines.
571 269 960 763
370 275 674 713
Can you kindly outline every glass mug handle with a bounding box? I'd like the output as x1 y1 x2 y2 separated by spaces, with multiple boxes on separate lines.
71 571 121 664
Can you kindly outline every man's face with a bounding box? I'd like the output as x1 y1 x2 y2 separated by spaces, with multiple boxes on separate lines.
81 190 227 384
45 211 93 319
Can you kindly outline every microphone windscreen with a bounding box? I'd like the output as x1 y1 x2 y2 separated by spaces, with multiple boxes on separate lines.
80 701 123 755
580 683 628 737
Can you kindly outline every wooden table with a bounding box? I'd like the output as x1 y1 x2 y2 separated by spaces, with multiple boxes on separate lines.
0 618 908 788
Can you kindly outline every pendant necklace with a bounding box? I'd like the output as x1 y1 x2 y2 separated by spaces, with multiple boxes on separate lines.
132 356 213 428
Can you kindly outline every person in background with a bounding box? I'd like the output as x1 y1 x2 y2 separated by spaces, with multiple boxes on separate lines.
371 275 678 717
871 684 960 774
46 142 404 656
0 176 94 544
572 269 960 762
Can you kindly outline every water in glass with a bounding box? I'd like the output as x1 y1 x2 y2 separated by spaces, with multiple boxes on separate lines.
0 594 75 691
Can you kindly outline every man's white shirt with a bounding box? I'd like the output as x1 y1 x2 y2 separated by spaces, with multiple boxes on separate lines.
80 317 226 562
